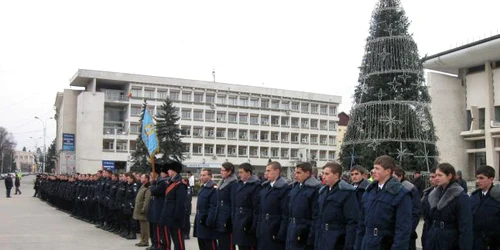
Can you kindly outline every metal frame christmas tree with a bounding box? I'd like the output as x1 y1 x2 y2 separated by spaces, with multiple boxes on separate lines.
340 0 439 171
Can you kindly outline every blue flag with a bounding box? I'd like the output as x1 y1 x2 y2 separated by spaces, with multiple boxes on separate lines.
141 108 159 158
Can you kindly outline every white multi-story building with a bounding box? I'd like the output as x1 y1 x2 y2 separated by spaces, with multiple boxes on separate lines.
423 34 500 180
54 69 341 177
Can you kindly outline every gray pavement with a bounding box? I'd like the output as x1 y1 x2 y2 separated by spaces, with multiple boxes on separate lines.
0 175 198 250
0 176 424 250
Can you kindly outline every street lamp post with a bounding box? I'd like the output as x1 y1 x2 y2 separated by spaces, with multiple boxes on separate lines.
34 116 52 173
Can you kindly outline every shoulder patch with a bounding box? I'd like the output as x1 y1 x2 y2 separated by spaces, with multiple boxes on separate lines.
490 185 500 202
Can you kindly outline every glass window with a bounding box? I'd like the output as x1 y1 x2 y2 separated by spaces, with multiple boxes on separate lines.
130 124 139 133
329 106 337 116
216 128 226 138
194 93 204 102
250 115 259 125
216 145 225 155
271 100 280 109
240 97 248 106
329 121 336 131
131 88 141 97
170 91 179 100
144 89 154 98
205 111 215 121
181 109 191 120
229 96 238 105
301 103 309 113
182 92 192 102
261 99 269 108
320 105 328 115
193 110 203 120
206 94 215 103
261 116 269 125
217 112 226 122
292 102 299 111
157 91 168 99
250 98 259 107
239 113 248 124
311 104 318 114
131 106 141 116
217 95 226 104
229 113 237 123
479 108 485 129
281 101 290 110
228 130 237 139
193 144 202 154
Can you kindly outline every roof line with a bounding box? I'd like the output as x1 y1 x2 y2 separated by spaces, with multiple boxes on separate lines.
422 34 500 62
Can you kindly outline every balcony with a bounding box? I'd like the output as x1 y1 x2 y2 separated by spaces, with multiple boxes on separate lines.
104 90 127 102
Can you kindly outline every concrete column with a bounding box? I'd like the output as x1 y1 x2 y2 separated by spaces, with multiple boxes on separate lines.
485 62 499 180
88 78 97 93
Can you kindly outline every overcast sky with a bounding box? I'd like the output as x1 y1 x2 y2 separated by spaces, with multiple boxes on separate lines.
1 0 499 151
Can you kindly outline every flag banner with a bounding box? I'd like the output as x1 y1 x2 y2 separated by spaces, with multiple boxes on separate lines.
141 107 159 158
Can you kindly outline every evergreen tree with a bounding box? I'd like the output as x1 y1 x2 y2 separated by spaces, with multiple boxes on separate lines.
130 101 151 173
340 0 438 171
156 98 184 163
46 139 56 173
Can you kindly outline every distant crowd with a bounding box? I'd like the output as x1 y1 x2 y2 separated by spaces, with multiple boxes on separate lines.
36 155 499 250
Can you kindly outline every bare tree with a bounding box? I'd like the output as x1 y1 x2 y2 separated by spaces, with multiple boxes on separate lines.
0 127 16 173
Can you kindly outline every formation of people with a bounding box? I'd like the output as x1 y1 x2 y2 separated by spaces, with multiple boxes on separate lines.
36 155 500 250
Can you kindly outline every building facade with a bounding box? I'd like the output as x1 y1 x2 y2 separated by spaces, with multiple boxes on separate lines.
14 151 36 172
423 35 500 180
54 70 341 177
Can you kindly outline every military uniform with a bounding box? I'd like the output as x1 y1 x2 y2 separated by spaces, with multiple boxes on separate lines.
232 175 261 250
194 179 218 250
471 185 500 250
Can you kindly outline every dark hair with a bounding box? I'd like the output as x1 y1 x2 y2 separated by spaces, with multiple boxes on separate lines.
430 166 437 173
222 162 235 175
374 155 396 174
112 173 119 179
394 165 406 180
476 165 495 178
296 162 312 174
322 162 343 175
124 173 136 182
104 169 113 174
144 173 150 181
350 165 368 175
239 163 253 174
202 168 212 177
414 171 421 174
267 161 282 173
97 170 103 174
436 163 456 183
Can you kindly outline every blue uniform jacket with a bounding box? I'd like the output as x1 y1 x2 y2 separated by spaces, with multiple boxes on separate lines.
424 182 472 250
355 177 412 250
194 179 218 239
215 174 238 233
401 180 422 234
257 176 291 250
315 180 359 250
471 184 500 250
148 177 167 223
232 175 261 247
160 174 187 229
124 182 139 215
285 177 321 250
420 186 435 248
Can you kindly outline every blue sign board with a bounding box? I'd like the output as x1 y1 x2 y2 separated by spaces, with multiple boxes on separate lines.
102 160 115 171
62 133 75 151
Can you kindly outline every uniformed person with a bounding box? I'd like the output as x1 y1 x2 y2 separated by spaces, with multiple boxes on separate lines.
123 173 139 239
470 165 500 250
421 167 437 248
159 161 187 250
149 163 168 250
232 163 261 250
257 161 291 250
194 168 218 250
355 155 412 250
349 165 371 206
285 162 321 250
424 163 472 250
314 162 359 250
393 165 421 250
107 173 120 232
216 162 237 250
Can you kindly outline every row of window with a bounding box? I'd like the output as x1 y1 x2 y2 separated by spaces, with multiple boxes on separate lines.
185 143 336 160
180 127 336 144
128 87 337 115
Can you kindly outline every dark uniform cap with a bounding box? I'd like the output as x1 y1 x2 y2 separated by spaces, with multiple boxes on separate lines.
167 161 183 174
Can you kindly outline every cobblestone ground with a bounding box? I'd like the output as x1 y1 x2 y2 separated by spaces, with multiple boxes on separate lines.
0 175 423 250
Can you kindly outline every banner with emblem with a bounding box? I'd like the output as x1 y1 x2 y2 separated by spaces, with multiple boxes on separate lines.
141 106 159 159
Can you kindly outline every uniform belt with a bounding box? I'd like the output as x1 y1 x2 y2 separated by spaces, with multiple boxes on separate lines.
432 220 457 230
366 227 393 236
289 217 310 224
321 223 343 231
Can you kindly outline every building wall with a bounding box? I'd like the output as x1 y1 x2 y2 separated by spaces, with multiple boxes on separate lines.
55 89 80 174
75 92 105 174
14 151 36 172
493 68 500 106
428 71 469 177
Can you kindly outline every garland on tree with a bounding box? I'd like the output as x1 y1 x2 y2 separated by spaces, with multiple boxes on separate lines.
340 0 439 171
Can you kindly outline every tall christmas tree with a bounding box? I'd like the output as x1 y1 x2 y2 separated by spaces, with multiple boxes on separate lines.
340 0 438 171
156 98 185 163
130 100 151 172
